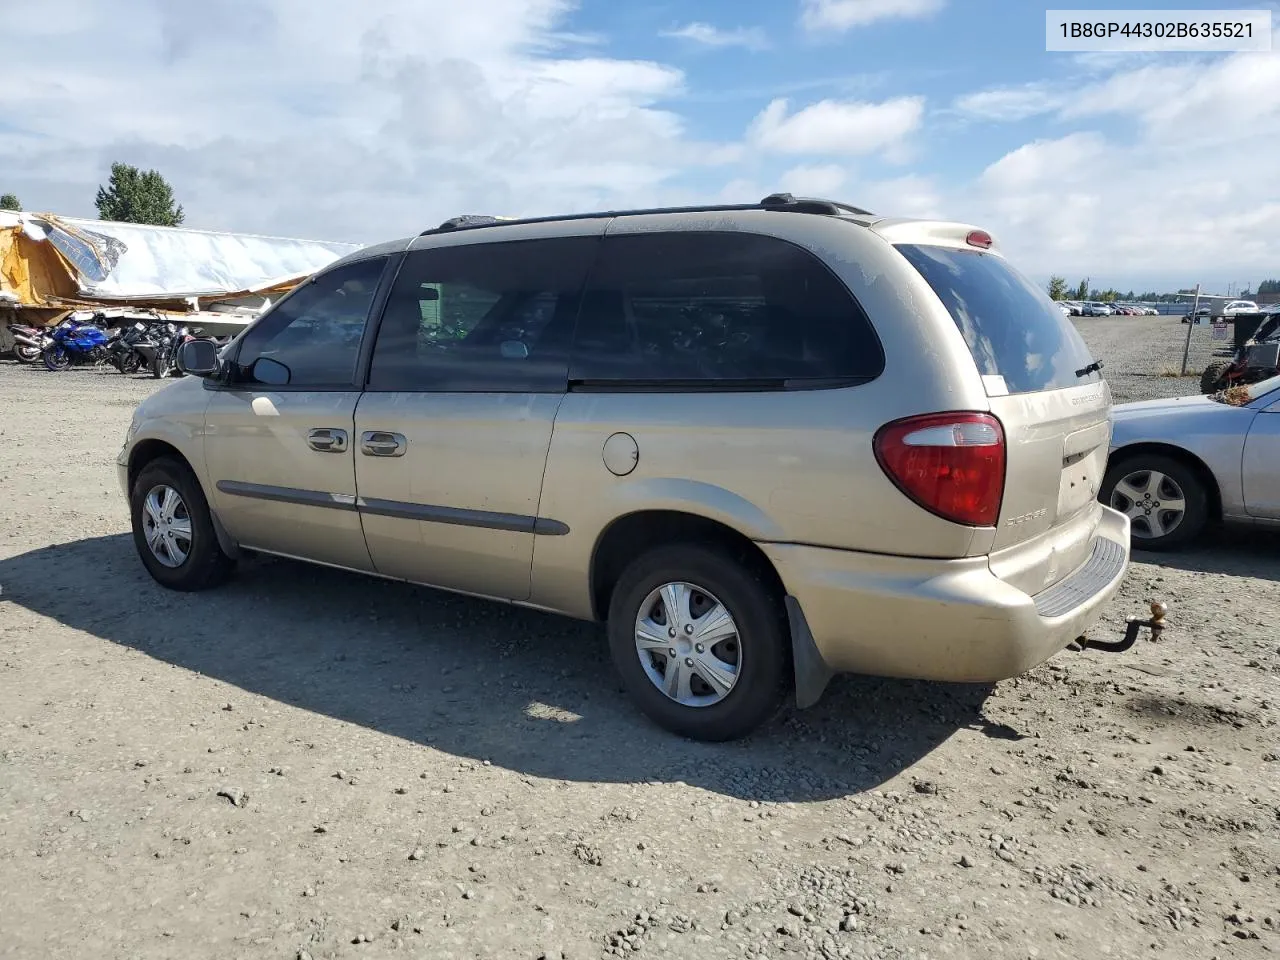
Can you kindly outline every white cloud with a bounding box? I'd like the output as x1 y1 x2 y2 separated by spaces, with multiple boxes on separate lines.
661 22 769 51
748 96 925 156
800 0 945 32
970 125 1280 283
1065 55 1280 145
0 0 739 243
939 42 1280 285
952 84 1065 122
857 174 943 219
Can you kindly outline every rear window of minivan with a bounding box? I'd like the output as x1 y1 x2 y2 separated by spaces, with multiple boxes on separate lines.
896 244 1102 395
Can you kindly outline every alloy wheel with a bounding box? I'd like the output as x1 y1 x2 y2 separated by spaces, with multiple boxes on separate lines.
1110 469 1187 540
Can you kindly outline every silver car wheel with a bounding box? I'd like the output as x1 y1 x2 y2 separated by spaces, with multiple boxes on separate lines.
634 581 741 708
142 484 193 568
1110 469 1187 540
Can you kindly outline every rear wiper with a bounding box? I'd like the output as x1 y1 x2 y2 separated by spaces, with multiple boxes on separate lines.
1075 360 1104 378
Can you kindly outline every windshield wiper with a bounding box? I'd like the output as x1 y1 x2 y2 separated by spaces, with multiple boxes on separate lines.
1075 360 1104 378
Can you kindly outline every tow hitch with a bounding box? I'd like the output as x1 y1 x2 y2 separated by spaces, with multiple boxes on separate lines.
1071 602 1167 654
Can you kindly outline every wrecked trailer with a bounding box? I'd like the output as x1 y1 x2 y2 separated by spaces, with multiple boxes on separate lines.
0 211 360 352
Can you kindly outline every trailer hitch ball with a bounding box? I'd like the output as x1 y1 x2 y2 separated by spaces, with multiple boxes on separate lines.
1076 601 1168 654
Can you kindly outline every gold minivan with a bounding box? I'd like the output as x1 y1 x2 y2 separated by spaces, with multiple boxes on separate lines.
119 194 1131 741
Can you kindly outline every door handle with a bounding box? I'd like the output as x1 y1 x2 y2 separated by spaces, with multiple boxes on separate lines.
360 431 407 458
307 428 348 453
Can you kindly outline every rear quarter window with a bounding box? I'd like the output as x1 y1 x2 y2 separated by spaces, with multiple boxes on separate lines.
896 243 1101 395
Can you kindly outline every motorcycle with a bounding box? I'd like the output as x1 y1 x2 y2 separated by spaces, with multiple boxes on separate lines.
41 316 113 371
135 322 192 378
105 320 159 374
9 322 51 364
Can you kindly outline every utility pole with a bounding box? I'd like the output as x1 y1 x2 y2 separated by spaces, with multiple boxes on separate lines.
1181 283 1201 376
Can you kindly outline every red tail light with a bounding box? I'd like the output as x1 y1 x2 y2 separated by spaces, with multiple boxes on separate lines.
873 412 1006 527
965 230 993 249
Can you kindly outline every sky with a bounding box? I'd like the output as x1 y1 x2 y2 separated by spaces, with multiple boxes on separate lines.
1 0 1278 293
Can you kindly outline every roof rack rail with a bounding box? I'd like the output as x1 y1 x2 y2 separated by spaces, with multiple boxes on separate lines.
418 194 874 236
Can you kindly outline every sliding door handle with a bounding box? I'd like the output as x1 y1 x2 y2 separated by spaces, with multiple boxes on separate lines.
360 431 407 457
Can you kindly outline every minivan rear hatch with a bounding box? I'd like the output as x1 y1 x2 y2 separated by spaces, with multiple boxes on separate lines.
892 237 1111 594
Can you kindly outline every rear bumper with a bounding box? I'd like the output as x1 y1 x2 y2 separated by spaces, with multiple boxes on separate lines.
761 506 1131 683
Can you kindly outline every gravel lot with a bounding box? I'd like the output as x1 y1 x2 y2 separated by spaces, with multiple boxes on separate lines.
0 315 1276 960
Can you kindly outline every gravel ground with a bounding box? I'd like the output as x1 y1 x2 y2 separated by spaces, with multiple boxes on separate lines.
0 317 1276 960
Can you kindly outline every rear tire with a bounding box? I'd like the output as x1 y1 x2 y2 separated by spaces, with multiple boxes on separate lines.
15 344 41 364
606 544 790 741
1102 453 1209 551
1199 360 1229 394
130 456 235 591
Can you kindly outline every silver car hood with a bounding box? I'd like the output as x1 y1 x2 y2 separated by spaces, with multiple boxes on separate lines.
1111 394 1226 419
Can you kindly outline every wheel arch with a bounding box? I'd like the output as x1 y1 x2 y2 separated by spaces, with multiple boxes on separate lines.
127 438 239 558
587 509 786 624
127 438 193 494
1107 442 1224 522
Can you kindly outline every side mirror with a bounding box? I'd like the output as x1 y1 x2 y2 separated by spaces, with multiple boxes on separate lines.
176 338 220 377
250 356 292 386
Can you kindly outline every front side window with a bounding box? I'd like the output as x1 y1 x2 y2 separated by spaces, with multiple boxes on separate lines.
233 257 388 387
367 237 597 392
569 232 883 386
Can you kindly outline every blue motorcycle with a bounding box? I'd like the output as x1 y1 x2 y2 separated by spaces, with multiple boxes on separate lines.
42 317 112 371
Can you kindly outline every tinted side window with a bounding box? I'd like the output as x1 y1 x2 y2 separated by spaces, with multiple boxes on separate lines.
234 257 388 387
895 244 1100 394
367 237 597 392
570 232 883 386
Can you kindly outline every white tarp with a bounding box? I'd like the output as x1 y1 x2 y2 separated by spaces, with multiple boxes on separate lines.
2 211 361 301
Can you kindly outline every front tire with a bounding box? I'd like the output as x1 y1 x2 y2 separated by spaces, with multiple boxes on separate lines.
606 545 790 741
130 456 235 591
1102 454 1209 551
42 344 71 371
150 354 171 379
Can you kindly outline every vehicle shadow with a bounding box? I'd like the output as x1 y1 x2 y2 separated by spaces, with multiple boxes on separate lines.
1134 526 1280 580
0 534 1011 802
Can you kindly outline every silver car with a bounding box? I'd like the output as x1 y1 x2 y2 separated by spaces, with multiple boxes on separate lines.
119 193 1132 741
1102 375 1280 549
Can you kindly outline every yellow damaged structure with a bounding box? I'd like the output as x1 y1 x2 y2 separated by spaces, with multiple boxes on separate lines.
0 210 360 349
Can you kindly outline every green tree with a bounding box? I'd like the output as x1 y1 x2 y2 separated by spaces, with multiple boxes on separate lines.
1074 278 1089 300
0 192 20 211
1048 275 1068 300
1257 279 1280 295
95 162 185 226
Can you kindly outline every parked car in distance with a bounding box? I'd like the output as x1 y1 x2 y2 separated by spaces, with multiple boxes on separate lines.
1060 300 1083 316
1057 302 1072 317
118 192 1132 741
1101 375 1280 550
1081 302 1114 316
1225 300 1259 316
